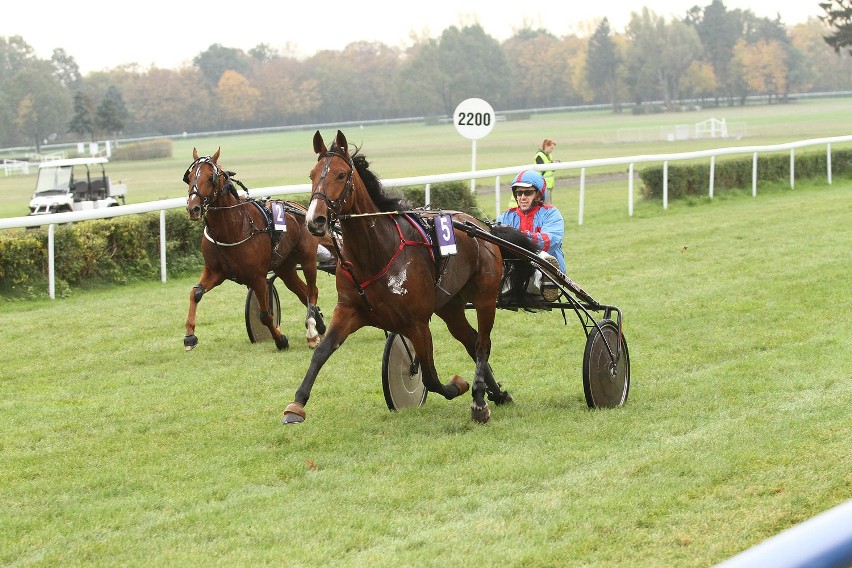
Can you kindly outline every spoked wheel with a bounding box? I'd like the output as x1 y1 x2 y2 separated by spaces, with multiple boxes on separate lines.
583 319 630 408
244 280 281 343
381 333 427 411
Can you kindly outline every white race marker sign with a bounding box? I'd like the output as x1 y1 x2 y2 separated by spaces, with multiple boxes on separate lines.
453 98 495 194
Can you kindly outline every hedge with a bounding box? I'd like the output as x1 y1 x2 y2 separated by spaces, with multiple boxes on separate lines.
0 182 478 299
639 149 852 200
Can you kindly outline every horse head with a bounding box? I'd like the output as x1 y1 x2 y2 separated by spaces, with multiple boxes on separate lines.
184 147 226 220
306 130 358 236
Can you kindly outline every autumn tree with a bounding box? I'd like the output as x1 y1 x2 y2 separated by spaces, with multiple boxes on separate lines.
731 39 788 101
503 29 564 109
125 68 212 134
217 70 260 128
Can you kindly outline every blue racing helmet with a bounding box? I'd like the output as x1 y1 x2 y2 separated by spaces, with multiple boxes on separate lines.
511 169 547 201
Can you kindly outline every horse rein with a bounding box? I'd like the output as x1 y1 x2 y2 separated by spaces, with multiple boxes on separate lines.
311 149 355 218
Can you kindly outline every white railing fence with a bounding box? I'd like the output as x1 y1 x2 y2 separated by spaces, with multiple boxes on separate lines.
0 135 849 299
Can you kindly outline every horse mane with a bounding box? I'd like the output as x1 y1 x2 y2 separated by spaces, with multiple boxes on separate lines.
333 141 409 212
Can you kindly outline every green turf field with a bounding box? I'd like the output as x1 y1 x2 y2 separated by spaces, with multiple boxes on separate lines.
1 165 850 565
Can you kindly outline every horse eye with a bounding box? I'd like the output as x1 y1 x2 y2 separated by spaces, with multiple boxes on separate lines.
336 172 346 181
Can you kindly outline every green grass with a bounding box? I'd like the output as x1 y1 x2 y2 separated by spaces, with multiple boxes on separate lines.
1 176 850 566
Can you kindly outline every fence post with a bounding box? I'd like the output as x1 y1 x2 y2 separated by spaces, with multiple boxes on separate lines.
709 155 716 199
628 163 634 217
790 149 795 189
827 144 832 185
578 168 586 225
663 161 669 210
752 152 758 197
494 176 501 220
48 224 56 300
160 210 167 283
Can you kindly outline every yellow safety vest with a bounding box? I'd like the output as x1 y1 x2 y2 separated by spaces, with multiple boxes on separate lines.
535 150 555 192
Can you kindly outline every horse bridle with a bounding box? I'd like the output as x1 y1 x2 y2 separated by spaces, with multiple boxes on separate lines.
311 148 355 218
183 157 225 214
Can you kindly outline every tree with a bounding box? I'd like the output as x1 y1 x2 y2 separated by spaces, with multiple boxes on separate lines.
660 20 704 105
820 0 852 54
51 48 81 89
624 8 667 105
503 29 578 109
585 19 622 112
96 86 129 139
68 91 96 141
193 44 251 87
690 0 747 104
434 25 509 113
216 70 260 128
732 39 788 101
7 61 72 150
790 18 852 91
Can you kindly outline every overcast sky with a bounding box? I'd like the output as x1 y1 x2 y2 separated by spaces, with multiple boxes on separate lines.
2 0 822 74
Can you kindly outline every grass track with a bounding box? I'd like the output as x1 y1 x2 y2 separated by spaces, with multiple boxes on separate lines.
1 176 850 566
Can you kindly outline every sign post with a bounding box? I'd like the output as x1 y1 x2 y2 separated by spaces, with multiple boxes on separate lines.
453 98 495 194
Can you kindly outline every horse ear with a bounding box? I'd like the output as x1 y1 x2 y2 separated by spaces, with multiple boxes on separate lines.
212 147 221 163
192 147 199 160
336 130 348 155
313 130 326 155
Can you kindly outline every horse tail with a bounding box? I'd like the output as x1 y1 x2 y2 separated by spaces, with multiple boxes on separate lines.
490 225 537 304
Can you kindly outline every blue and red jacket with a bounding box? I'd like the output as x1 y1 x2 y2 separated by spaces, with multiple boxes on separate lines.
497 203 566 272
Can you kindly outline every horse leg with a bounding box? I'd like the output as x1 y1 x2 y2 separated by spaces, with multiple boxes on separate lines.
279 265 324 349
403 323 470 401
283 305 363 424
248 274 289 351
300 252 327 338
184 266 224 351
437 306 513 407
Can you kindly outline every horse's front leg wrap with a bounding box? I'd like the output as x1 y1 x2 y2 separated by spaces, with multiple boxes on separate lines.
470 362 491 424
192 283 206 303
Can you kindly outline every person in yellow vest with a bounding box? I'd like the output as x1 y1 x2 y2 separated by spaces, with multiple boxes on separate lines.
534 139 559 204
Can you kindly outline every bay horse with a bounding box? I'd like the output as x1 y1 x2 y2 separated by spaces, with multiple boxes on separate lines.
183 147 327 351
282 130 536 425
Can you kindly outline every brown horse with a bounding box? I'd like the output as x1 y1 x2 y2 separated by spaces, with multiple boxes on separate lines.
183 147 327 351
283 130 533 425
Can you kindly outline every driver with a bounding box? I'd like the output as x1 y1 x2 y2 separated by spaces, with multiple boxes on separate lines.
497 169 566 273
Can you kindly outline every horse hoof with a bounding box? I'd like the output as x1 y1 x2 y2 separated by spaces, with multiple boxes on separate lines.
283 402 306 424
471 402 491 424
307 334 323 349
183 334 198 351
275 336 290 350
450 375 469 396
489 391 513 405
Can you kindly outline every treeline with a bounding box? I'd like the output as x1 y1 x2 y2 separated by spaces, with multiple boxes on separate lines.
2 0 852 151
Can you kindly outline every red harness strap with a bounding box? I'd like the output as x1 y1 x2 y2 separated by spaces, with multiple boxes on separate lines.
340 214 433 290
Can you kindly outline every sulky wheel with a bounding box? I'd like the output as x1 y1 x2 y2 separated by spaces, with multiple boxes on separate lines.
381 333 427 411
582 319 630 408
244 280 281 343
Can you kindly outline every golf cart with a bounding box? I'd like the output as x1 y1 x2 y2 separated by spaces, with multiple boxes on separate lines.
28 157 127 216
